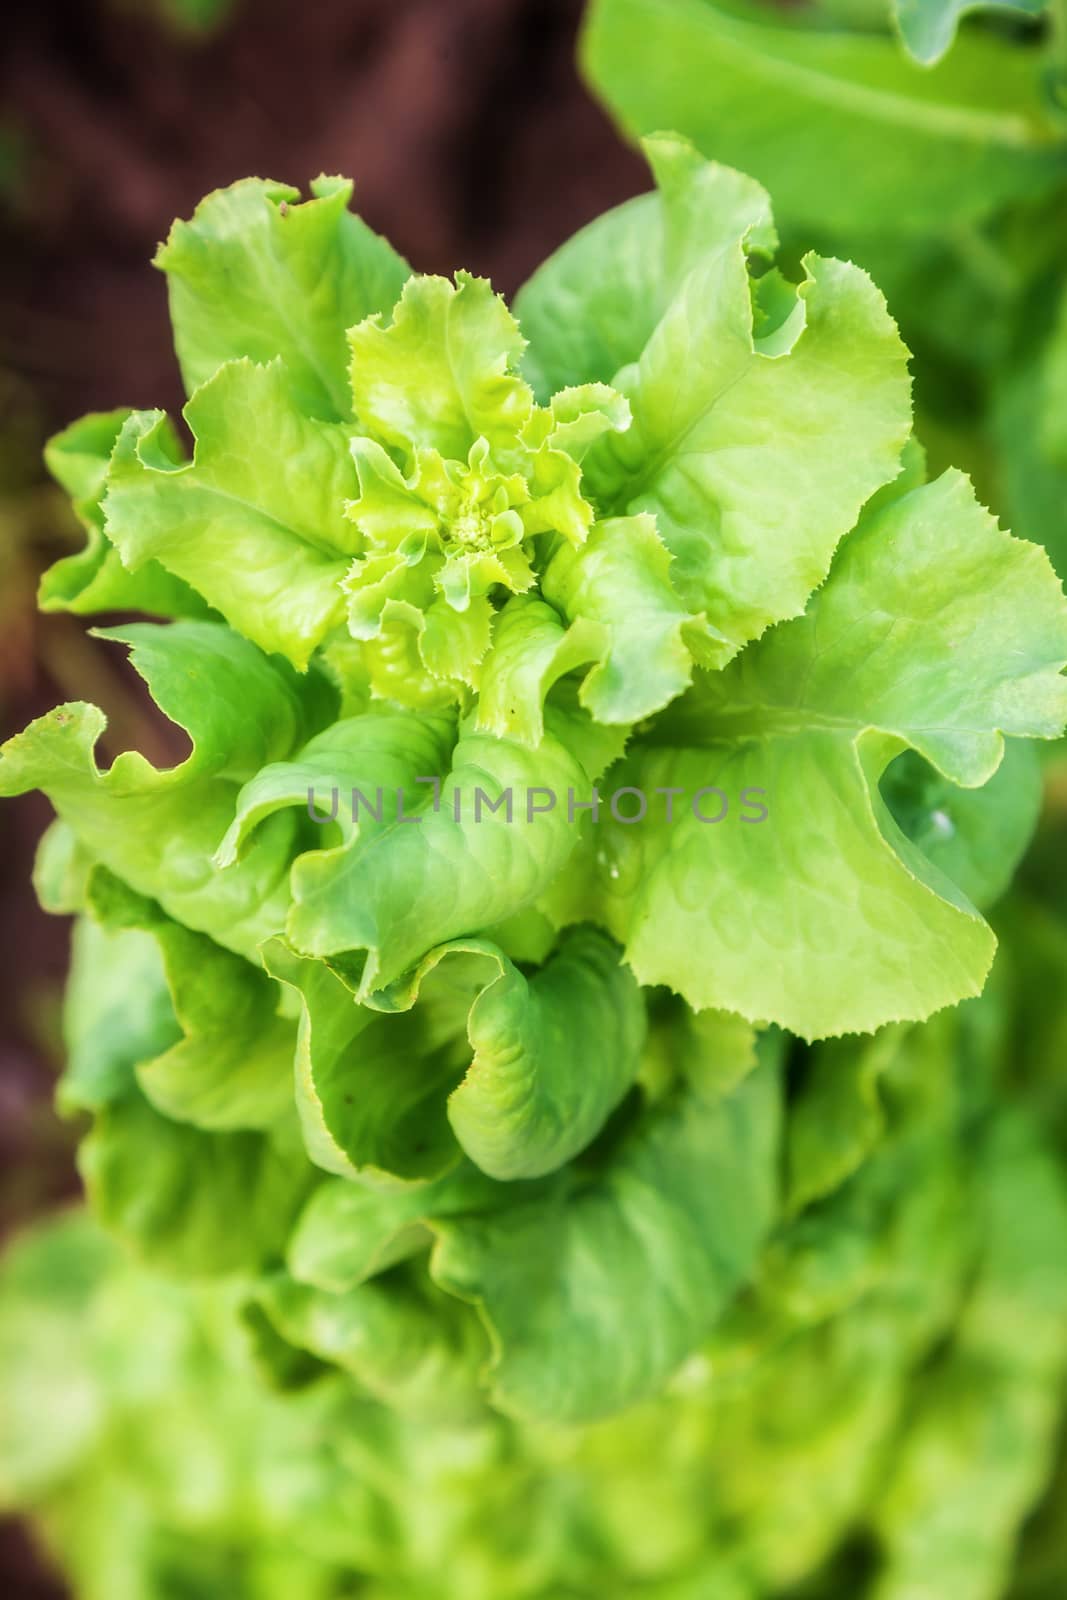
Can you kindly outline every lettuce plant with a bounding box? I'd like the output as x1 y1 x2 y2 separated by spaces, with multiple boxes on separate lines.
3 133 1067 1595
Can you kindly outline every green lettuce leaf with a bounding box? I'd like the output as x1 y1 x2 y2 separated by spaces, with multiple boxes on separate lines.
57 879 317 1276
540 514 722 722
264 924 642 1186
83 867 296 1132
40 410 210 619
256 1262 490 1423
881 739 1043 913
893 0 1046 67
32 818 95 916
102 361 362 668
475 510 718 740
60 914 181 1116
582 248 911 661
565 471 1067 1038
261 939 470 1185
156 174 410 419
515 131 775 398
286 698 619 993
348 271 532 461
473 595 604 746
580 0 1067 239
0 620 333 959
286 1164 499 1294
432 1028 782 1422
215 708 457 866
81 1092 315 1277
342 436 526 700
444 924 646 1180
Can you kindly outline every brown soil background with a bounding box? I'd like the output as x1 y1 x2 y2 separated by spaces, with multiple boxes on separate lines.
0 0 642 1589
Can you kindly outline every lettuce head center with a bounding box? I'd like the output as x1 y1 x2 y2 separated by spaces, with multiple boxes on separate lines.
449 506 494 551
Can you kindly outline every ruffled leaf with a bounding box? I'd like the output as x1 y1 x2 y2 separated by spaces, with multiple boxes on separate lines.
343 436 532 695
40 410 209 620
103 360 362 668
215 708 457 865
265 924 642 1186
583 250 912 663
157 174 409 419
0 621 333 958
348 271 532 461
387 925 646 1180
84 867 295 1132
542 513 722 723
569 472 1067 1039
262 940 468 1184
477 516 719 742
60 915 181 1116
516 132 775 398
286 699 618 994
287 1165 499 1293
432 1027 782 1422
474 596 603 747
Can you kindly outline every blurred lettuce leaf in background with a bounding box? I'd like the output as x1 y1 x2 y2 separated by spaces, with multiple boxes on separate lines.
581 0 1067 577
